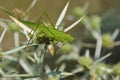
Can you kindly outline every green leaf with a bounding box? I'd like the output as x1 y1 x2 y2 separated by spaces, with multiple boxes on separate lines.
21 20 74 43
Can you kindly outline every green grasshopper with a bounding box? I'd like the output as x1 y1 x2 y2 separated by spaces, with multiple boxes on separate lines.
21 20 74 43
